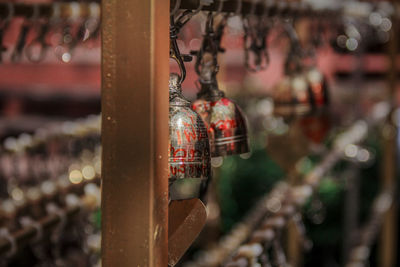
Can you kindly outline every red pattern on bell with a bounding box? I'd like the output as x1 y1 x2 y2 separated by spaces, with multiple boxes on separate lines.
192 79 249 157
169 74 211 200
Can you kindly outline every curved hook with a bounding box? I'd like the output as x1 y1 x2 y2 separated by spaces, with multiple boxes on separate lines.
194 0 205 14
11 4 39 62
0 3 14 62
170 0 181 18
194 12 220 81
249 0 259 16
243 0 271 72
25 21 50 63
170 16 187 84
235 0 243 16
217 0 226 13
3 3 14 25
284 21 303 74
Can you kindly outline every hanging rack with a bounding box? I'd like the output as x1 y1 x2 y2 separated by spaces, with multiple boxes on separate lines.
0 2 100 20
0 185 100 257
170 0 340 18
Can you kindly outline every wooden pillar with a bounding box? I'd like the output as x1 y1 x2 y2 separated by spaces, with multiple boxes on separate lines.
101 0 169 266
379 5 398 267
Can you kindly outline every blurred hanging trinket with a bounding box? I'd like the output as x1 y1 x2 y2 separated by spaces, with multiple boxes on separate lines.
299 67 331 145
273 22 314 120
305 67 329 110
192 13 249 157
273 74 314 120
169 16 211 201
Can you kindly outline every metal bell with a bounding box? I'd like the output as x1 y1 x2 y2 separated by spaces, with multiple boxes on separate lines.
192 78 250 157
169 73 211 200
306 67 329 110
273 74 314 119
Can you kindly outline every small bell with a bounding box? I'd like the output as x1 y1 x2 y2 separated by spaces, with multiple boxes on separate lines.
169 73 211 200
273 74 314 120
300 67 331 145
306 67 329 110
193 77 250 157
192 12 249 157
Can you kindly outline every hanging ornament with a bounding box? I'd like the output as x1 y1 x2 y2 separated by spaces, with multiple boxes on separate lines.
272 74 314 120
194 76 249 157
169 16 211 200
299 67 331 145
305 67 329 110
272 21 315 121
192 13 249 157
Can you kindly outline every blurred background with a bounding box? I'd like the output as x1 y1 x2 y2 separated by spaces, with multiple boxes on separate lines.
0 0 399 266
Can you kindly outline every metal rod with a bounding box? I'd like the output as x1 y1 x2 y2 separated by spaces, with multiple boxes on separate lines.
0 203 81 256
0 177 100 256
346 190 394 266
101 0 169 266
170 0 339 18
0 2 99 19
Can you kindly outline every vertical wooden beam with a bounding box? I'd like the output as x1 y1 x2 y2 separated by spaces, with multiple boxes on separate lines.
101 0 169 266
379 6 398 267
379 121 397 267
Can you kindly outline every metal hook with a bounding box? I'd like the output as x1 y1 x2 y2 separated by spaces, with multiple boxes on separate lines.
11 5 39 62
249 0 259 16
236 0 243 16
20 216 43 243
170 16 187 84
243 0 271 72
0 3 14 63
3 3 14 23
217 0 226 13
170 0 181 18
0 228 17 258
284 21 303 74
30 4 40 22
193 12 220 81
25 12 50 63
194 0 204 14
51 2 61 21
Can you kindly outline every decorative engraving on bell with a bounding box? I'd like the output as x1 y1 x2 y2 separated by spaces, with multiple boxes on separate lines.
192 78 250 157
169 73 211 200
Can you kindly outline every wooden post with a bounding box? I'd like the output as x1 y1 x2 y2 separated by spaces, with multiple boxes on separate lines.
379 5 398 267
101 0 169 266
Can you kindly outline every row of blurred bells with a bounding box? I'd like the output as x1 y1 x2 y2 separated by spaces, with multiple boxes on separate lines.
0 116 101 266
168 12 330 201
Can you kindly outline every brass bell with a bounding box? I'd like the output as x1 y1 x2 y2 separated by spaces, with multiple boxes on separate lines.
305 67 329 110
299 67 331 144
273 74 314 120
191 13 249 157
169 73 211 200
193 77 250 157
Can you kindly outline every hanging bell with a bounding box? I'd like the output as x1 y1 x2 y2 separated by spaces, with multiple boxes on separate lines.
192 76 250 157
305 67 329 110
169 73 211 200
299 67 331 145
273 74 314 120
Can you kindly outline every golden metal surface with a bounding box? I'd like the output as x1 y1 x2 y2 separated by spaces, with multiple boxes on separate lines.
101 0 169 266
